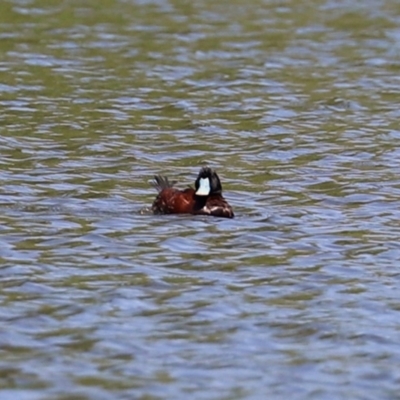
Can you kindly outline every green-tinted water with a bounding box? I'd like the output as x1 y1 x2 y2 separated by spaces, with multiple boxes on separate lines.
1 0 400 399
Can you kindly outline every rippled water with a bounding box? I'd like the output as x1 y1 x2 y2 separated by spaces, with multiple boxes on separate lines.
1 0 400 398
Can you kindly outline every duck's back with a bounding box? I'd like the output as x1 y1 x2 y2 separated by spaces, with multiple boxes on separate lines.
152 175 195 214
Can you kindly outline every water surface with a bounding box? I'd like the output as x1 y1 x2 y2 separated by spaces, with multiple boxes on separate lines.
1 0 400 399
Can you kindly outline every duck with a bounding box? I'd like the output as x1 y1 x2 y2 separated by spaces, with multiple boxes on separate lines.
152 167 234 218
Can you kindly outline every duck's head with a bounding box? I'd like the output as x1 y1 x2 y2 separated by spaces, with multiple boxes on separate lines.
194 167 222 196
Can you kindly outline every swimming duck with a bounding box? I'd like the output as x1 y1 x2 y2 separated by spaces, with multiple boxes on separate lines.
152 167 234 218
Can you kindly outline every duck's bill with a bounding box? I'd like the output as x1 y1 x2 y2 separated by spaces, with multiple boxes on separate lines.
196 177 210 196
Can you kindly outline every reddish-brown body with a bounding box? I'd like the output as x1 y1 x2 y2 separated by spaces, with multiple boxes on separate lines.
154 187 197 214
151 170 234 218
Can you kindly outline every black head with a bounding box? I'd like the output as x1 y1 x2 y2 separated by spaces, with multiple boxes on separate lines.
194 167 222 196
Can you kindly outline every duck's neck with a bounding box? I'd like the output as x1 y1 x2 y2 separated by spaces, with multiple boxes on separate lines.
194 195 208 210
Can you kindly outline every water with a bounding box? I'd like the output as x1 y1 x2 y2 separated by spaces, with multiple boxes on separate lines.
1 0 400 398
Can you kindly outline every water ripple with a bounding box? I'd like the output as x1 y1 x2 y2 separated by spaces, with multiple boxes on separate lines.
1 0 400 399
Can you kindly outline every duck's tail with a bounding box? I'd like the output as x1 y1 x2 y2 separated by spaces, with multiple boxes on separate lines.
152 175 176 192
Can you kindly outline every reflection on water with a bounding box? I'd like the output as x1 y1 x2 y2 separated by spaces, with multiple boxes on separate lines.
1 0 400 398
